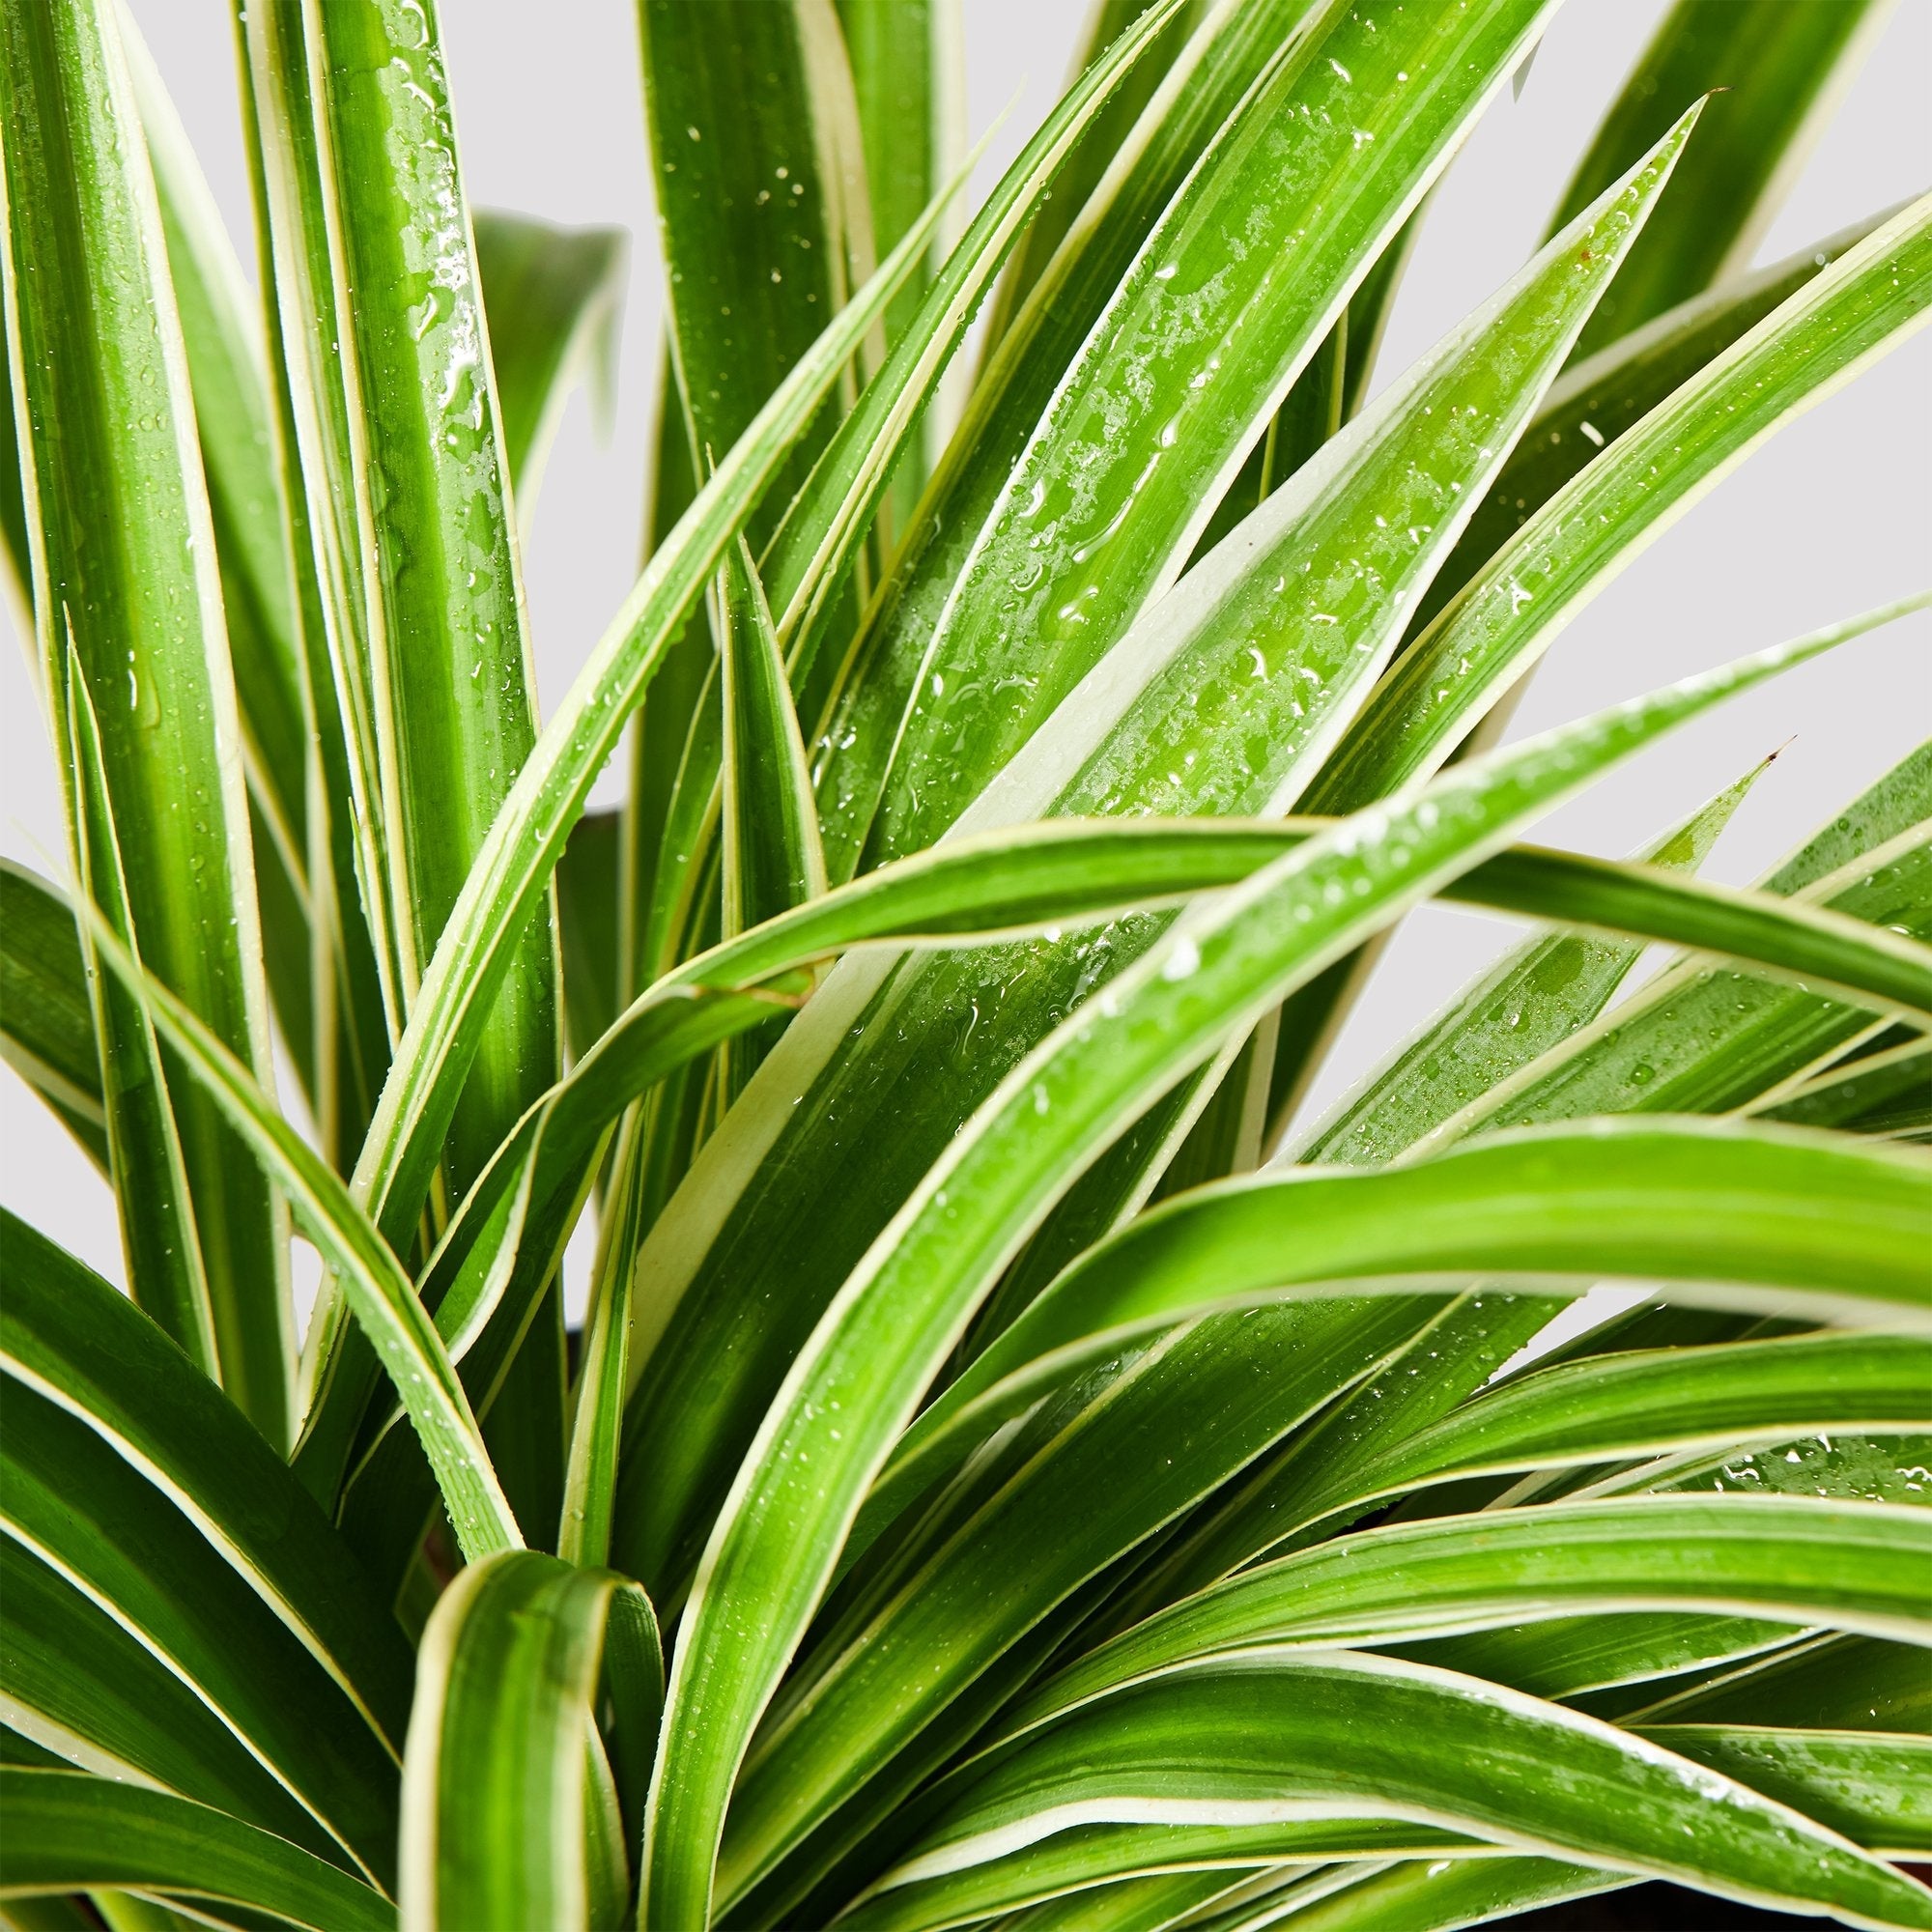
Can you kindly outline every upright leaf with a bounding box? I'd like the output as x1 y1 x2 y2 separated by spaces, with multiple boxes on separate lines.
473 210 626 529
0 0 288 1439
719 537 826 1097
615 109 1702 1609
239 0 558 1213
829 0 1562 872
639 0 872 548
813 0 1315 870
836 0 966 513
1554 0 1895 363
976 0 1202 356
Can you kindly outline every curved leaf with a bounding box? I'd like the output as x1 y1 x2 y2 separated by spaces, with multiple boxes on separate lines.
400 1552 660 1932
1256 1858 1622 1932
1633 1726 1932 1858
0 1378 398 1886
836 1820 1474 1932
903 1121 1932 1486
617 105 1710 1617
1407 210 1889 645
76 913 521 1563
890 1652 1932 1928
641 616 1861 1924
0 1537 343 1863
0 1770 393 1932
737 1311 1932 1896
1009 1495 1932 1737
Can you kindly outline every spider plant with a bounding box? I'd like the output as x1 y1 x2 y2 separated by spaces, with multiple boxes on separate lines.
2 0 1929 1927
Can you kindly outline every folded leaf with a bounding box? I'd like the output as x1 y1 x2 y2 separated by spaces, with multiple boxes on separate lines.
400 1551 660 1932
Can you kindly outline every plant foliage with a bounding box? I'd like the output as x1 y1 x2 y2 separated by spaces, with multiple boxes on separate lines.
0 0 1928 1927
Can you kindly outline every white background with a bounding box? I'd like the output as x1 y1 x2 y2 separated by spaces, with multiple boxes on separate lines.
5 0 1929 1299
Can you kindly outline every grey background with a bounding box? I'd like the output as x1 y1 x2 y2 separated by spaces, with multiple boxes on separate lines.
5 0 1929 1303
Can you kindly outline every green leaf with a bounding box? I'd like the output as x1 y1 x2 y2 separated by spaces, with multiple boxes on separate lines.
641 616 1860 1926
0 1770 394 1932
815 0 1313 872
327 783 1930 1609
717 1126 1932 1899
1759 1034 1932 1137
633 0 1198 990
1312 193 1932 810
471 211 626 526
719 538 826 1090
239 0 558 1216
0 863 108 1171
836 1821 1476 1932
1342 1329 1932 1516
1 0 290 1444
558 1121 655 1575
1406 210 1890 645
556 810 624 1065
1249 1858 1623 1932
834 0 965 522
74 909 521 1563
0 1376 399 1887
1156 745 1932 1607
123 16 329 1121
974 0 1201 359
400 1552 660 1932
833 0 1565 872
0 1537 347 1867
1634 1633 1932 1734
338 155 957 1268
291 153 964 1523
726 529 823 1113
639 0 872 550
890 1651 1932 1928
63 657 219 1395
616 103 1706 1614
1553 0 1893 363
1009 1495 1932 1736
1632 1726 1932 1857
1293 758 1766 1166
720 1297 1432 1912
1403 1613 1807 1708
878 1122 1932 1529
0 1210 414 1754
1442 821 1932 1141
